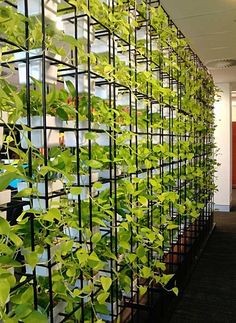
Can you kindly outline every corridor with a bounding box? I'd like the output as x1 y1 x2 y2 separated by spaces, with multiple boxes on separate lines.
169 193 236 322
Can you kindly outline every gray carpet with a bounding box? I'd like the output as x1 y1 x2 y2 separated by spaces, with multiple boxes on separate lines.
169 211 236 323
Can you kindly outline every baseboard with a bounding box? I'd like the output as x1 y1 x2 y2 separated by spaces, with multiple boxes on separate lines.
214 204 230 212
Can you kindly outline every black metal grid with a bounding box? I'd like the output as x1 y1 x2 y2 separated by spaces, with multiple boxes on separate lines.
0 0 216 322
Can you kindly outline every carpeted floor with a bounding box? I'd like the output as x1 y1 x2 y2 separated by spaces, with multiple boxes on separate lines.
169 201 236 322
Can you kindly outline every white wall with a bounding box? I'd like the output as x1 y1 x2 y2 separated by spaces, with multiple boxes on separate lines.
214 83 232 211
232 100 236 121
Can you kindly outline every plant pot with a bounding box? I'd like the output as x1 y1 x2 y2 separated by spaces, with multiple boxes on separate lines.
96 182 110 193
62 14 95 42
63 120 89 147
63 74 95 94
17 180 63 211
0 211 7 219
17 0 60 21
63 226 80 239
68 187 96 201
99 167 122 179
51 301 67 323
91 38 117 55
0 111 8 149
18 115 60 149
152 128 160 145
25 242 62 276
116 92 135 107
95 85 114 100
25 262 61 277
93 124 110 146
14 49 59 84
66 172 99 185
117 50 135 67
0 190 11 206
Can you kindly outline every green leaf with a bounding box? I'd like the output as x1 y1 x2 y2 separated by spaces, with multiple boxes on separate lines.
136 245 146 258
93 182 103 189
24 251 39 269
57 107 68 121
15 188 33 198
9 232 23 247
42 209 61 222
0 256 21 267
92 217 107 227
23 310 48 323
85 132 98 140
139 286 147 296
140 266 152 279
91 232 102 244
161 274 175 285
0 217 10 235
15 304 32 319
0 279 10 307
100 276 112 292
86 160 103 169
167 223 179 230
70 187 83 195
97 292 109 304
138 196 148 207
66 80 76 98
0 172 19 191
172 287 179 296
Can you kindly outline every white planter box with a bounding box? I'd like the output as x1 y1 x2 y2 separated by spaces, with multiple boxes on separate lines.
152 129 160 144
67 172 99 185
25 243 62 276
51 302 67 323
0 111 8 149
63 74 95 95
0 190 11 206
62 14 95 42
68 187 96 201
137 99 147 110
25 262 61 277
0 211 7 219
17 179 63 195
17 180 62 211
93 124 110 146
97 182 110 193
116 93 135 107
63 226 80 238
91 38 117 55
99 167 122 179
63 120 88 147
14 49 59 85
117 126 134 145
117 51 135 67
18 115 60 149
95 85 114 100
137 28 146 41
17 0 60 21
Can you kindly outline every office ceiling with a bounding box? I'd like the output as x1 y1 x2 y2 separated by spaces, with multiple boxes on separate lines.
161 0 236 87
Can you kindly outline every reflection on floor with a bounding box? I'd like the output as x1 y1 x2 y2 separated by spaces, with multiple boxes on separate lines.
169 196 236 322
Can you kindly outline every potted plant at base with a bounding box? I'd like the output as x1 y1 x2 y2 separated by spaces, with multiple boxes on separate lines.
17 80 76 149
14 17 63 85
